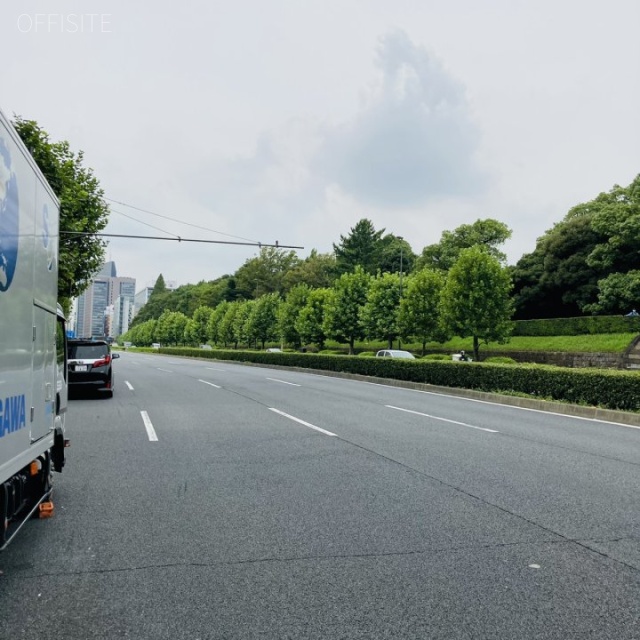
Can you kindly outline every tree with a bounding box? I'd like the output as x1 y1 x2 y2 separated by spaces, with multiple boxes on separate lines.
151 274 167 296
510 181 640 319
190 306 213 344
416 219 512 272
511 214 604 319
378 235 416 276
440 247 514 361
154 311 172 345
155 310 188 346
323 266 371 354
13 117 109 311
296 288 331 350
361 272 402 349
584 270 640 315
131 279 238 327
184 318 199 346
511 176 640 319
278 284 310 347
198 275 240 307
130 287 178 326
398 269 448 354
233 300 256 348
333 218 385 275
169 284 198 316
138 319 157 346
586 174 640 274
248 293 281 348
234 247 301 299
219 302 240 348
207 301 229 345
120 318 157 347
282 250 337 291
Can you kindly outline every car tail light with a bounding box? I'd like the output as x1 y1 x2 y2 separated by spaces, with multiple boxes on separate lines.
92 355 111 368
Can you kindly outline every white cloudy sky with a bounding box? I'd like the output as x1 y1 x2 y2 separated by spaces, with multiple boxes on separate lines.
3 0 639 290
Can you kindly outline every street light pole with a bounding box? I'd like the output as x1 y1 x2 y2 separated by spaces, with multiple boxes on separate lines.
398 236 404 349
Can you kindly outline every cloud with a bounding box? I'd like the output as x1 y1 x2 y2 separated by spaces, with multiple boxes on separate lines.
315 30 486 207
189 117 326 242
191 30 486 221
182 30 489 275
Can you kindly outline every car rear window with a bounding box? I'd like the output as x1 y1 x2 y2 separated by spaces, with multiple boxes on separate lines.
68 344 109 359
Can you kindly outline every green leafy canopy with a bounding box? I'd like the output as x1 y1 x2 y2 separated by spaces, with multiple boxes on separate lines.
13 117 109 311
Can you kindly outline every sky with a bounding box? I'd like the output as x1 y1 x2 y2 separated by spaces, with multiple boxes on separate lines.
3 0 639 291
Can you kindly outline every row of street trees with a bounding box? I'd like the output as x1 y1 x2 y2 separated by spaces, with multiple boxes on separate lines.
122 246 513 361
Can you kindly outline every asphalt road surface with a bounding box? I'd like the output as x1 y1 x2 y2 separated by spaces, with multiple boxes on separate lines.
1 352 639 639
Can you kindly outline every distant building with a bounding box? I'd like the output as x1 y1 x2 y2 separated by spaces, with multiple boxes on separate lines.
104 304 115 338
110 278 136 338
76 276 110 338
74 262 136 338
133 287 154 318
113 295 135 336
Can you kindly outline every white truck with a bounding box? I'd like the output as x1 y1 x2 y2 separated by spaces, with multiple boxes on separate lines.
0 107 68 550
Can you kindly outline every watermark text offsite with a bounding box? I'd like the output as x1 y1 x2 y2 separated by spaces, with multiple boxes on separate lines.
17 14 112 33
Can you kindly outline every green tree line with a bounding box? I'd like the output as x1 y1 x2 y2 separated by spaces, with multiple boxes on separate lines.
122 246 514 361
130 175 640 328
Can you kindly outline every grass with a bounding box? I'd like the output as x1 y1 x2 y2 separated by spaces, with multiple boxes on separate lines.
425 334 637 353
330 333 637 355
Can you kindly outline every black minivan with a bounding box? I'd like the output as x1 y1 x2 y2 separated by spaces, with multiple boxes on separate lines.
67 339 120 397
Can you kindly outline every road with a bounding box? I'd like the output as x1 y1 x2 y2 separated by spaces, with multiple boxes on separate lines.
1 351 639 639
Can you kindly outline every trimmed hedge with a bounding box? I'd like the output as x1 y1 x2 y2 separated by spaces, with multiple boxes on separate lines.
159 347 640 412
513 315 639 336
483 356 518 364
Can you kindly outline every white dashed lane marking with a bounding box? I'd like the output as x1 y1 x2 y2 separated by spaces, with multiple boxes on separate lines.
266 378 301 387
141 411 158 442
385 405 499 433
199 379 221 389
269 408 337 436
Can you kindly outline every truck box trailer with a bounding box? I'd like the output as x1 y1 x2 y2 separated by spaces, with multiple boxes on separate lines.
0 107 68 550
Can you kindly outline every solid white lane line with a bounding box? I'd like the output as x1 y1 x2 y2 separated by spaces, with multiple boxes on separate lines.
157 368 173 373
386 405 499 433
199 379 221 389
125 381 134 391
141 411 158 441
206 367 227 372
354 379 640 430
269 408 337 436
266 378 301 387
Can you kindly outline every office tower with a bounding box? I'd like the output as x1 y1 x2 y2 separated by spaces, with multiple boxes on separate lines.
74 262 136 338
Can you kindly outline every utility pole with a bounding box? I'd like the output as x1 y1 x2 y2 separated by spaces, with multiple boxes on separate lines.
398 236 404 349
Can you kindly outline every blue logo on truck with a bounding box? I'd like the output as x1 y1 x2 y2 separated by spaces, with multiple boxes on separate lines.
0 395 27 437
0 136 19 292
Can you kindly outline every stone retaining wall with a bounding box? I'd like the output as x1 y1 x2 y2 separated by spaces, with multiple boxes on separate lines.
482 350 623 369
426 349 624 369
